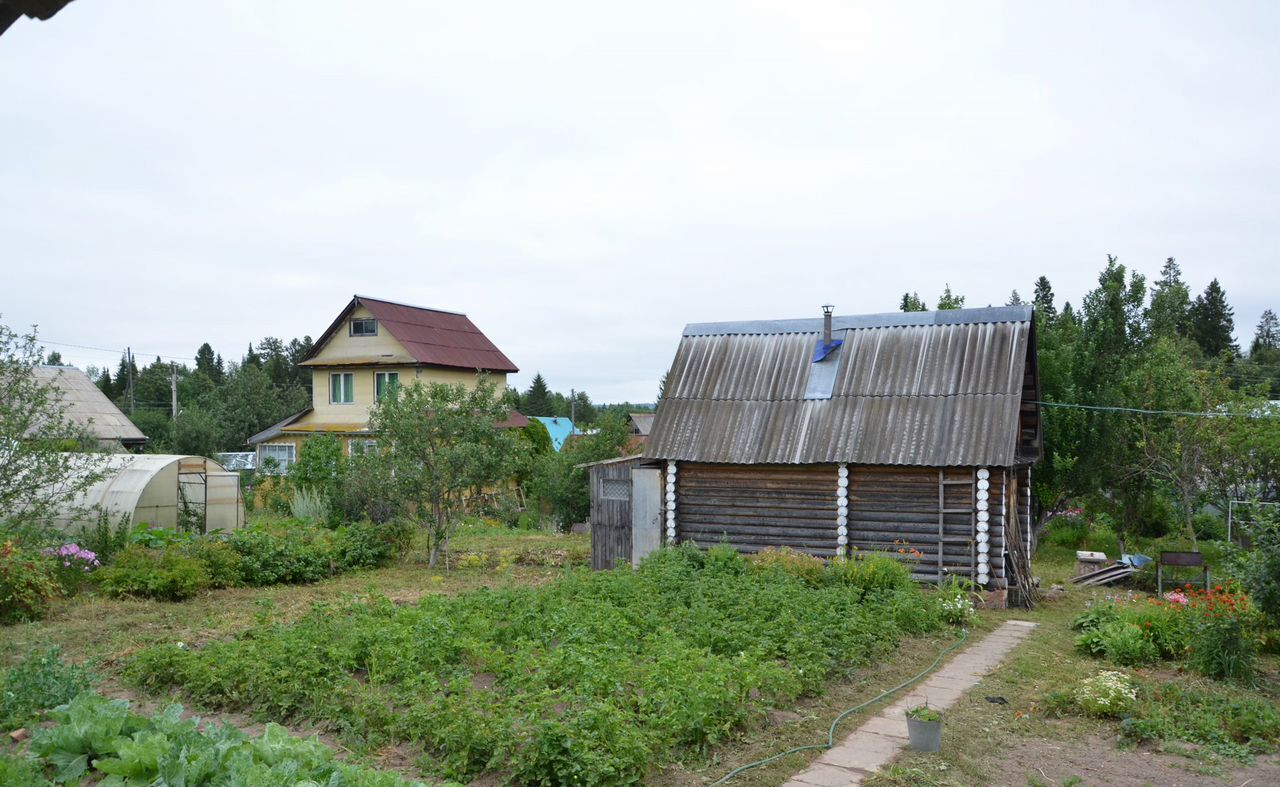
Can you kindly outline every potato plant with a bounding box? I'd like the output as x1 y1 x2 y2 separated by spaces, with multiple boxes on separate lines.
126 545 946 785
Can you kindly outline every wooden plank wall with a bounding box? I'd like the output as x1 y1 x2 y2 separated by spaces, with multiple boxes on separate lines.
675 463 839 556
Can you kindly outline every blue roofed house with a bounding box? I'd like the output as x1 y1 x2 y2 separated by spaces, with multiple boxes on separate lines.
531 416 579 451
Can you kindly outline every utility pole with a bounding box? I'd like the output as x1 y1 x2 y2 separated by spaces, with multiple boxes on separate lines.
126 347 135 415
170 362 178 421
570 388 576 425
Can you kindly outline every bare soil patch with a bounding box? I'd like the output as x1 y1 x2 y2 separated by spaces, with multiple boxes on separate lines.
981 734 1280 786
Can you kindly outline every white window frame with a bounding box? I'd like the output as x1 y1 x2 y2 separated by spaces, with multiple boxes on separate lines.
375 371 400 400
349 439 378 456
350 318 378 337
259 443 295 474
330 372 354 404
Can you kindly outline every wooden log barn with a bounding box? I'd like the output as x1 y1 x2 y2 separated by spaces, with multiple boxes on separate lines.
640 304 1041 596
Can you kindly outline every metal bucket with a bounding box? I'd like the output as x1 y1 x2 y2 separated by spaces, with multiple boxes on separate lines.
907 717 942 752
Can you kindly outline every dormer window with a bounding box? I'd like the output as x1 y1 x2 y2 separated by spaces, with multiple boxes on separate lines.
350 318 378 336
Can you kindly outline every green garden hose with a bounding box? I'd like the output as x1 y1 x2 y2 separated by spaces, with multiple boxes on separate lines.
707 627 969 786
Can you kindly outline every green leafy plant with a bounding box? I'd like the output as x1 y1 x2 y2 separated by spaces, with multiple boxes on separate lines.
95 545 212 601
905 704 941 722
0 540 61 625
124 543 945 784
24 692 436 786
289 486 331 525
1098 621 1158 666
0 647 93 729
826 551 914 593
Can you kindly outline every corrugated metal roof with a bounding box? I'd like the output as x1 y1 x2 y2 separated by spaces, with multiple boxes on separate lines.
32 366 147 445
302 296 518 373
645 306 1034 467
628 412 656 435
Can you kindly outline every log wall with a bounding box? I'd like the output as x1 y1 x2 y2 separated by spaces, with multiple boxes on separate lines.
668 461 1012 587
674 463 839 556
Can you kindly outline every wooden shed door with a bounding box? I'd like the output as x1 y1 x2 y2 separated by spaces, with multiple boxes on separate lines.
591 474 633 570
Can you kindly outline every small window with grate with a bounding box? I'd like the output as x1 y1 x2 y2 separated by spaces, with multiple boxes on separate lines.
602 478 631 501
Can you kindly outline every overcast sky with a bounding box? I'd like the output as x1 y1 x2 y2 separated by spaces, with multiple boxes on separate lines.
2 1 1277 403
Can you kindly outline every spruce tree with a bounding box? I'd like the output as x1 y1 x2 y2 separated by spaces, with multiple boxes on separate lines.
1189 278 1237 357
899 292 927 312
522 373 553 416
195 342 224 385
1252 309 1279 355
1146 257 1191 341
936 284 965 310
1006 290 1024 306
1032 276 1057 322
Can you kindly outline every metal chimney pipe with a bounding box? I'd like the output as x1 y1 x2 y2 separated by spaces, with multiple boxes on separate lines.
822 304 834 346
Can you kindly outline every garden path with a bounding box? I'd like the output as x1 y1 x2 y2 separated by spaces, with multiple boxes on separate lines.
781 620 1038 786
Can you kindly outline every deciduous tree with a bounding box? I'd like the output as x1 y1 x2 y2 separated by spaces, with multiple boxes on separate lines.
368 377 519 565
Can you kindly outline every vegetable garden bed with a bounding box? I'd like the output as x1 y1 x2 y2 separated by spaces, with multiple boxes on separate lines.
123 545 950 785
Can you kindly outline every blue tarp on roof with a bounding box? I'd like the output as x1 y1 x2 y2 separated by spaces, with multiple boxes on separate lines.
531 416 579 451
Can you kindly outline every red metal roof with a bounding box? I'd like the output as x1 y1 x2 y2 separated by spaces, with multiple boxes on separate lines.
307 295 518 373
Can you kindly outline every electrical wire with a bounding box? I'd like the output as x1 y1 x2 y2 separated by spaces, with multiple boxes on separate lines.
39 338 194 363
707 628 969 786
1030 400 1280 419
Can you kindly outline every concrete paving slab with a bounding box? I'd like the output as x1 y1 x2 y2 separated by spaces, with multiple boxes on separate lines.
783 620 1037 784
788 762 865 786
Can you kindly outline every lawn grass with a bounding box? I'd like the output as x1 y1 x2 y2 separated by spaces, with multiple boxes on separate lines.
0 521 588 670
866 551 1280 787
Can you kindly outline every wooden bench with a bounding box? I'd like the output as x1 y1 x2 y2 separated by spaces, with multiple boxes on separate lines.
1157 551 1209 595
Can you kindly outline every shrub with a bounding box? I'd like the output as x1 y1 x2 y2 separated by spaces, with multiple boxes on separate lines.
0 540 60 625
187 539 242 589
1188 614 1255 682
0 647 93 729
828 552 914 593
228 525 334 586
1098 621 1158 666
96 545 212 600
1074 670 1137 717
336 519 413 570
749 547 825 586
1042 513 1089 548
1238 514 1280 628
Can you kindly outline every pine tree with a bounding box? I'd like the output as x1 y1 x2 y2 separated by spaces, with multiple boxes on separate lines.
899 292 928 312
1252 309 1279 355
522 373 553 416
936 284 965 310
1006 290 1024 306
243 343 263 369
1189 278 1237 358
1146 257 1191 341
1032 276 1057 322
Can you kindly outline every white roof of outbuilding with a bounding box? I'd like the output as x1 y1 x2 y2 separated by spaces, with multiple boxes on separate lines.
32 366 146 446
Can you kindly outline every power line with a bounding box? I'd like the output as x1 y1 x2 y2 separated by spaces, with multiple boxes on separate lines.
1032 400 1280 419
39 338 193 363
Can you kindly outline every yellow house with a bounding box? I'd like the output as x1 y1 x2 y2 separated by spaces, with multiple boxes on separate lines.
248 295 520 471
